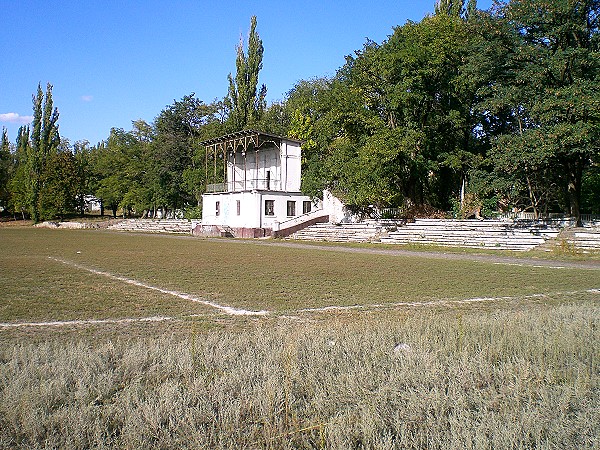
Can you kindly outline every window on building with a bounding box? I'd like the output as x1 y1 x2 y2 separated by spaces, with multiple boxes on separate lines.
287 201 296 217
265 200 275 216
303 201 312 214
236 200 241 216
215 201 220 216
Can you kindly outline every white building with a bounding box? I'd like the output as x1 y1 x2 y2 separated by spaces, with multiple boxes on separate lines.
197 130 328 238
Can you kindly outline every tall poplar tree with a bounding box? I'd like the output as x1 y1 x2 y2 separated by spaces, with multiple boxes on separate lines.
8 126 31 219
0 128 11 211
28 83 60 222
225 16 267 131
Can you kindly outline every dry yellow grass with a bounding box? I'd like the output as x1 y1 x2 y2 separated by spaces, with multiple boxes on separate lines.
0 306 598 449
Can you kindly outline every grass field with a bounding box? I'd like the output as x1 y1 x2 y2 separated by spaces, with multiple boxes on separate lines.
0 227 598 448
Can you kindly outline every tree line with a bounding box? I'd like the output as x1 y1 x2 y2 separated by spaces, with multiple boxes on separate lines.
1 1 599 224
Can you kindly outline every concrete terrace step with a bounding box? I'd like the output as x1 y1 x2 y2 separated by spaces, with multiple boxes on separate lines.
289 222 383 242
378 219 560 251
107 219 194 234
379 236 545 249
534 227 600 251
291 219 562 251
568 228 600 250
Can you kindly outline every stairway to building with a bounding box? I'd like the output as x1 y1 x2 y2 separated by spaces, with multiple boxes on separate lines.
107 219 195 234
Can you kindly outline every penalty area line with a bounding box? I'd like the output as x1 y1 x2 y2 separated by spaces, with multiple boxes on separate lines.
48 257 268 317
297 288 600 313
0 316 172 329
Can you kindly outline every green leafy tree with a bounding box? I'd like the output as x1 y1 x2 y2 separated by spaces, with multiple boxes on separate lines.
253 101 290 136
582 165 600 214
288 12 484 211
285 77 356 201
93 130 136 218
435 0 478 19
8 126 31 219
225 16 267 131
0 128 11 211
153 95 223 213
480 0 600 224
38 140 78 220
73 140 93 216
89 142 108 216
28 83 60 222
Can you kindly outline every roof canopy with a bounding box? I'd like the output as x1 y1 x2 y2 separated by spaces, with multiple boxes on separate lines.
200 130 302 153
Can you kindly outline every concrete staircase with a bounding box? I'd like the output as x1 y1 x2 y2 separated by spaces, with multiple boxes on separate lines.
288 221 384 243
569 228 600 250
541 227 600 251
107 219 195 234
217 225 235 238
378 219 560 251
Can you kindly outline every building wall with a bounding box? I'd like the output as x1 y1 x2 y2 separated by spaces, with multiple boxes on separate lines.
228 147 281 191
201 137 313 231
202 190 315 230
282 140 302 192
225 140 302 193
260 191 314 230
323 189 355 223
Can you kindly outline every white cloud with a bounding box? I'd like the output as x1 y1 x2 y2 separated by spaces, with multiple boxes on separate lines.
0 112 32 124
81 95 93 102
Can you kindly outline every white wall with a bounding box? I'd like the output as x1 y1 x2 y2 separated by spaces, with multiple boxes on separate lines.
202 136 311 229
202 192 260 228
202 191 316 229
323 189 354 223
281 141 302 192
260 191 314 229
226 140 301 192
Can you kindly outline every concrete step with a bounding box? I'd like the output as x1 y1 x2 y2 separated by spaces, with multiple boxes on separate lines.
290 219 563 250
107 219 193 234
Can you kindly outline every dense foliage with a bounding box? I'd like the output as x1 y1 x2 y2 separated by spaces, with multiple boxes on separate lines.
0 2 598 221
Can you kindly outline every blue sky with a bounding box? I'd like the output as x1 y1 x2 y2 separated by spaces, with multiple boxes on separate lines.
1 0 492 146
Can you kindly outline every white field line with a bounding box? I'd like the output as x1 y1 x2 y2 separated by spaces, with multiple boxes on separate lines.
298 288 600 313
4 258 596 328
0 316 172 329
493 262 567 269
48 257 269 316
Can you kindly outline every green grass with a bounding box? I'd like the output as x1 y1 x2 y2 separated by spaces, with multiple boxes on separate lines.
280 237 600 261
1 228 598 322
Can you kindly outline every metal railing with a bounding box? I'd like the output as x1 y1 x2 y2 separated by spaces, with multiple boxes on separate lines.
206 183 226 193
497 212 600 223
371 208 600 224
206 178 281 193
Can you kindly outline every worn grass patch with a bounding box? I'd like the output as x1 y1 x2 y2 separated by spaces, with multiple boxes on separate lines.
0 230 218 322
290 238 600 260
1 228 599 323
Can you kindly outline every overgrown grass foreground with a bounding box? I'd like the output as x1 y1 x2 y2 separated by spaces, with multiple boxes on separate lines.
0 228 598 448
1 306 598 449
